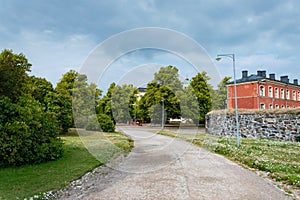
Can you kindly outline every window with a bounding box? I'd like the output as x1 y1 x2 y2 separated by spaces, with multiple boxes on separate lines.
260 86 265 96
287 105 290 108
298 92 300 101
275 88 279 98
275 104 279 109
280 89 284 99
269 104 273 109
260 103 265 109
293 91 296 101
268 86 273 97
286 90 290 100
281 105 285 108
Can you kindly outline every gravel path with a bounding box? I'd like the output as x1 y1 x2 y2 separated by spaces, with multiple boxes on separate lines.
58 126 292 200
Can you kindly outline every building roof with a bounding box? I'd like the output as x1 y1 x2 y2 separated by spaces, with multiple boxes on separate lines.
228 70 299 87
138 87 147 93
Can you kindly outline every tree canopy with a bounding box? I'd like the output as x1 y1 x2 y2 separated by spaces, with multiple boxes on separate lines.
0 49 63 167
190 71 212 122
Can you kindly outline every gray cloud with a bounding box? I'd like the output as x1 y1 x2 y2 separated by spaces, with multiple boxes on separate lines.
0 0 299 86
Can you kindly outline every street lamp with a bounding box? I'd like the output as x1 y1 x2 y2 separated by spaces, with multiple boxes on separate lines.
161 99 164 130
216 53 240 146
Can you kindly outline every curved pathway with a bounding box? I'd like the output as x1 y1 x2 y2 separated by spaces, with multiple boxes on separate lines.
59 126 291 200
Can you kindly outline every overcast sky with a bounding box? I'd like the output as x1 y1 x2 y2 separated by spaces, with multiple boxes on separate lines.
1 0 300 90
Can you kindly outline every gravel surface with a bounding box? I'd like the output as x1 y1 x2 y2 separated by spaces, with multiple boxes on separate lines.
57 126 293 200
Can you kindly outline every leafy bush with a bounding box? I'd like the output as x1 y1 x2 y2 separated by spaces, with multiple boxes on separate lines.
85 115 101 131
0 95 63 167
85 114 115 132
97 114 115 132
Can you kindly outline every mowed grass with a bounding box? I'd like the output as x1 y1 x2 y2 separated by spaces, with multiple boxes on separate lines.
159 130 300 193
0 129 133 200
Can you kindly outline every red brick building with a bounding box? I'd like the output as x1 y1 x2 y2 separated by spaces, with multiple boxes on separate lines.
227 70 300 109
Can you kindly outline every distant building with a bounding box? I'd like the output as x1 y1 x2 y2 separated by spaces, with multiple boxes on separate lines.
227 70 300 109
137 87 147 101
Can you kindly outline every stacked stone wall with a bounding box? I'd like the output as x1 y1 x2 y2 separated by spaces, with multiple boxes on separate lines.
205 111 300 141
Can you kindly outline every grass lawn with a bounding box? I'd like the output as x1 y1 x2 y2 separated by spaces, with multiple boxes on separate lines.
0 129 133 200
159 130 300 196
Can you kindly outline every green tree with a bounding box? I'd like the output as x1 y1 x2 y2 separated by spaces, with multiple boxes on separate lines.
179 86 199 123
138 66 183 123
29 76 54 107
73 74 101 128
153 65 182 90
96 82 116 118
0 49 31 102
0 50 63 167
190 72 212 123
53 70 78 132
111 84 138 123
85 113 115 132
212 76 231 110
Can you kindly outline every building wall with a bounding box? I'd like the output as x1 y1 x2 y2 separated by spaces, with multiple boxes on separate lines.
205 111 300 141
228 80 300 110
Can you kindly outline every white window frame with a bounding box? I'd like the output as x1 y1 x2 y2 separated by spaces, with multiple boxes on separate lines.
260 86 265 96
280 89 284 99
274 88 279 98
293 91 296 101
268 86 273 97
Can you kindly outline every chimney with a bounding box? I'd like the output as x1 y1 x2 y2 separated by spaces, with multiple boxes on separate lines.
269 73 275 80
257 70 262 77
261 70 266 78
242 70 248 79
280 76 289 83
294 79 298 85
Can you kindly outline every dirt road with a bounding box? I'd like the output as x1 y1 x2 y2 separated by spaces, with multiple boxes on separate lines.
59 126 291 200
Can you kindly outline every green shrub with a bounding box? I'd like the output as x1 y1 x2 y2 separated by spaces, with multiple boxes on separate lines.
85 114 115 132
97 114 115 132
85 115 101 131
0 95 63 167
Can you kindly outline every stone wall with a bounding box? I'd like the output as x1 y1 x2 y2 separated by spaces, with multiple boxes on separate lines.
205 110 300 141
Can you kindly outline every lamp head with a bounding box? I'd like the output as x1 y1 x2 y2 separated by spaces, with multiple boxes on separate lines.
215 57 222 61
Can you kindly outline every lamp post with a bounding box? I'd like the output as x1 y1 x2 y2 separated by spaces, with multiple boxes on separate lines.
161 99 164 130
216 53 240 146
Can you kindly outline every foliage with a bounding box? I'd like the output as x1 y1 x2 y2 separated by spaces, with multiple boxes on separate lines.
73 74 101 128
85 113 115 132
0 95 63 167
0 130 133 199
53 70 78 132
0 49 31 102
0 49 63 167
153 65 182 90
178 85 199 123
190 72 212 122
85 115 101 131
111 84 138 123
139 66 182 123
96 82 116 118
54 70 102 132
97 114 115 132
139 82 181 123
212 76 231 110
29 76 54 107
